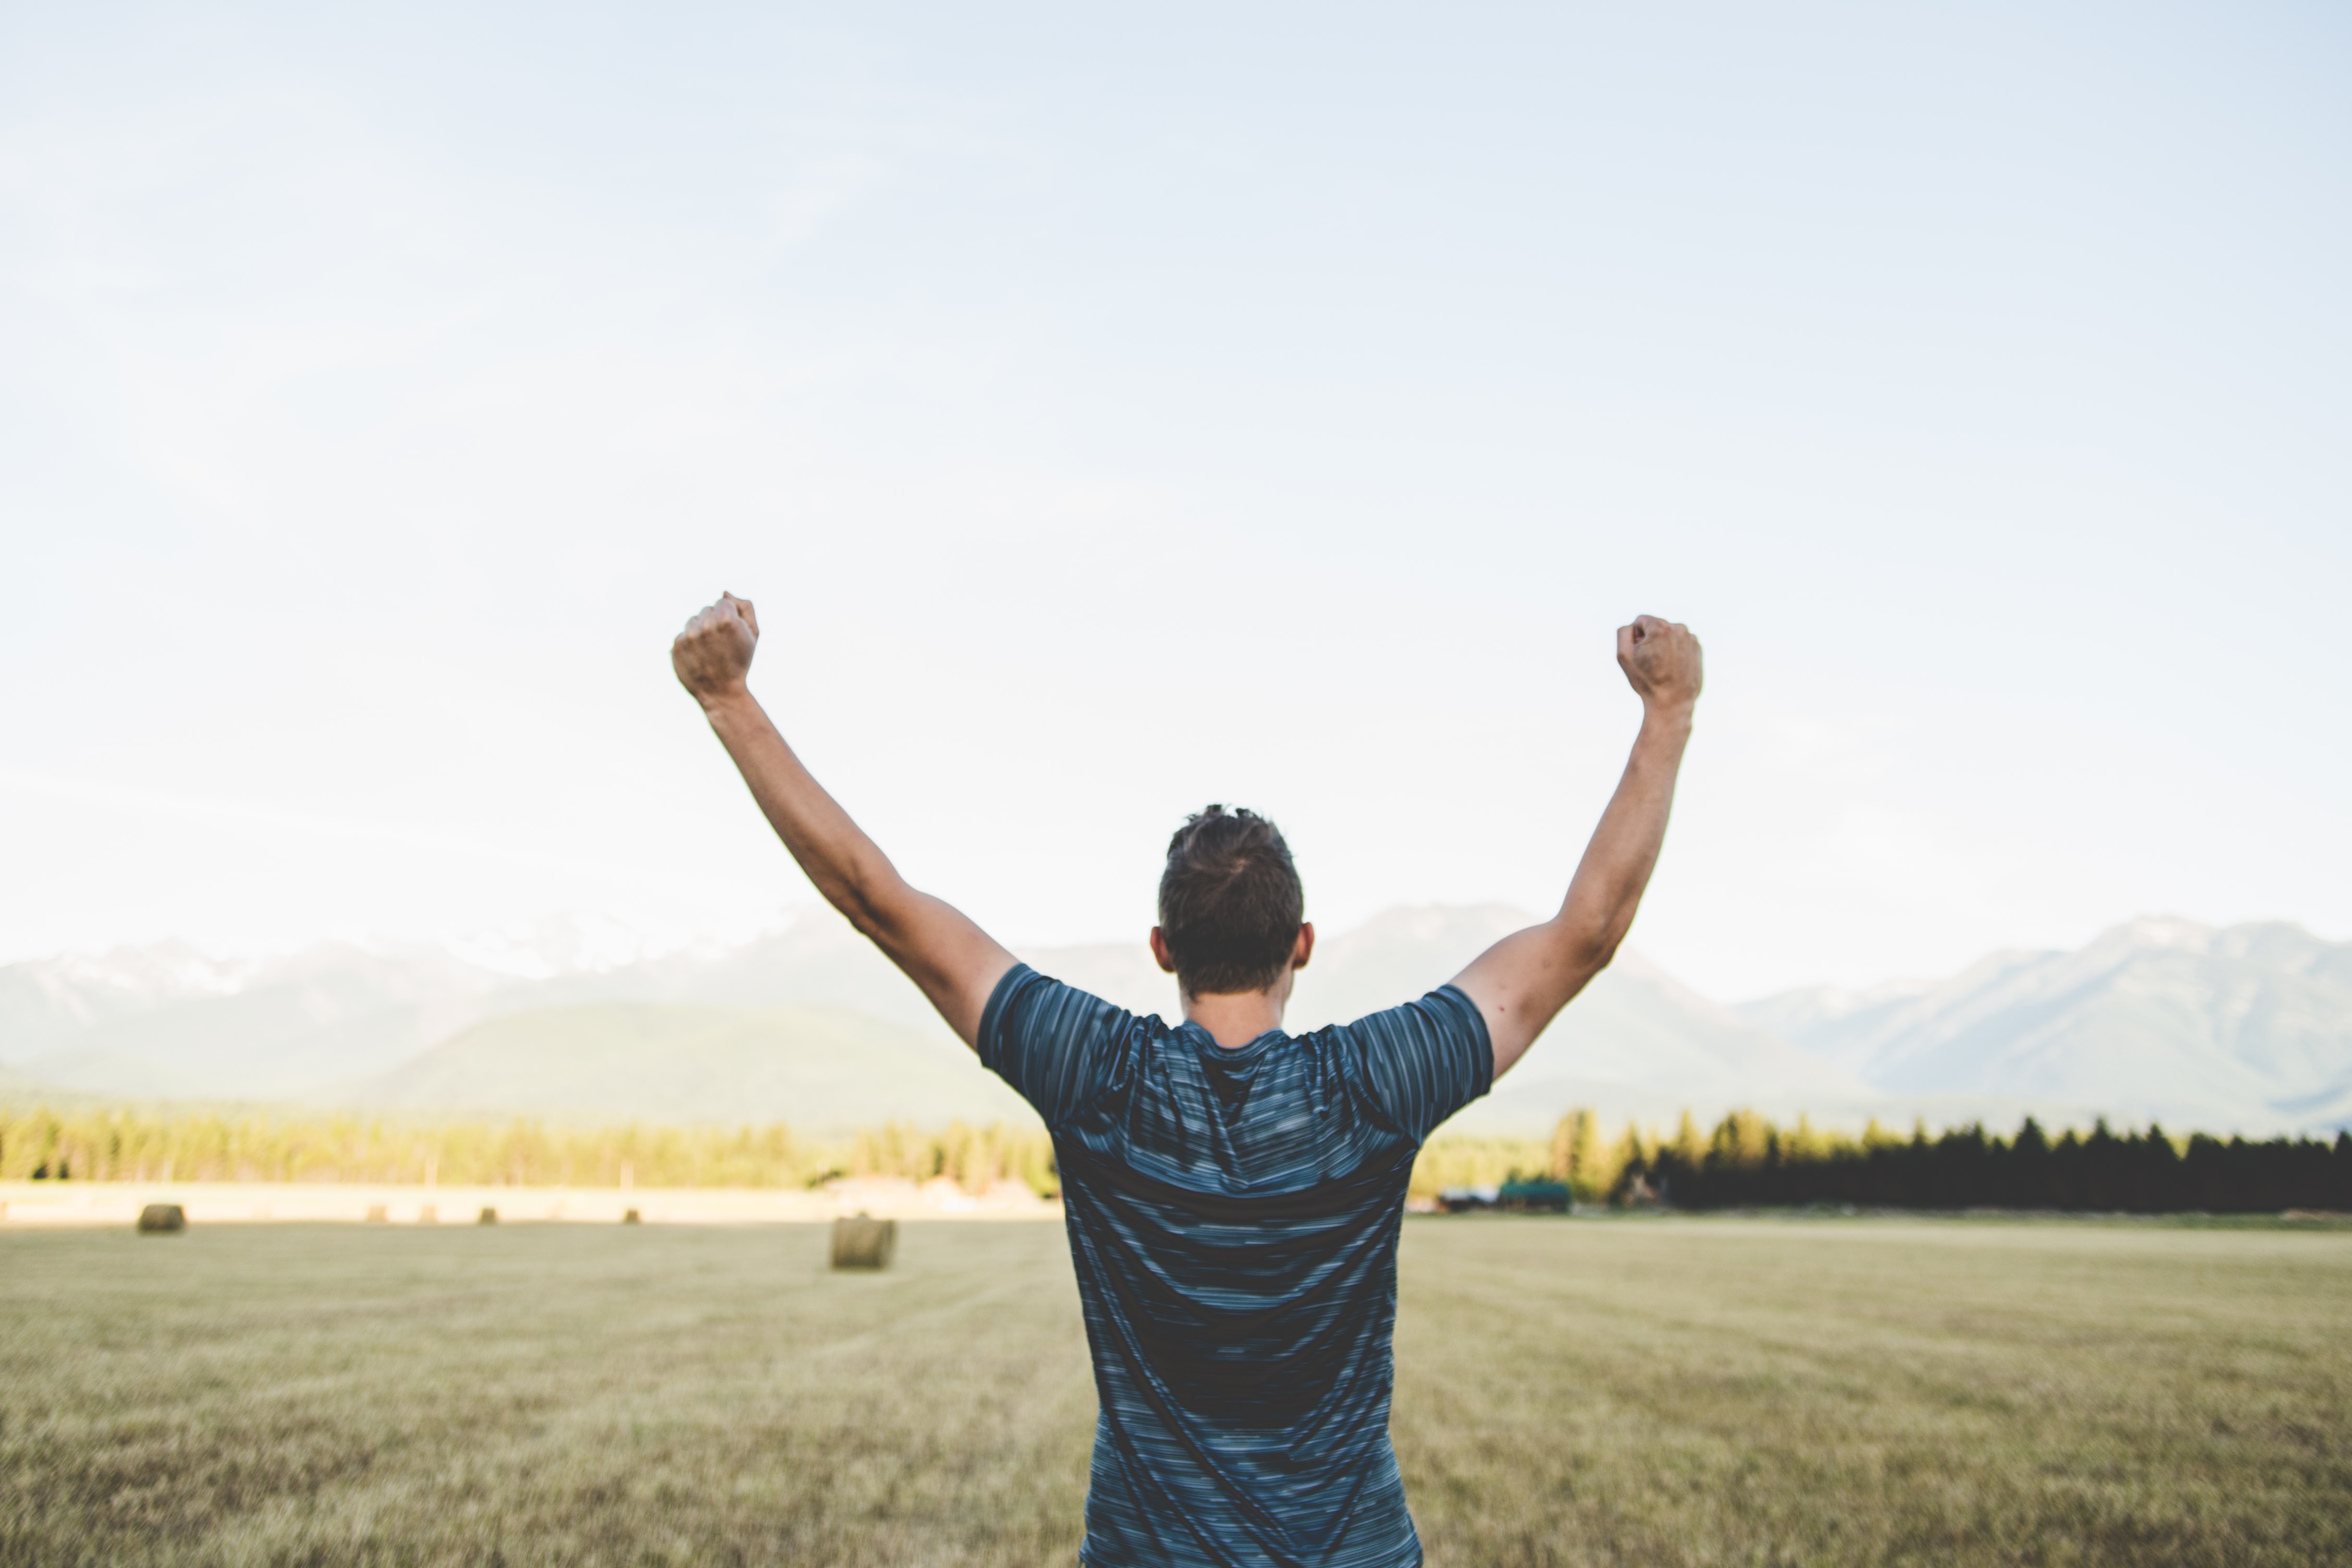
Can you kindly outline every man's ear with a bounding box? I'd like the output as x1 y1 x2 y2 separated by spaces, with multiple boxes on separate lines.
1149 927 1180 975
1291 922 1315 972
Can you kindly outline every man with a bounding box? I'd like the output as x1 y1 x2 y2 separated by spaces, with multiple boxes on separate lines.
672 594 1701 1568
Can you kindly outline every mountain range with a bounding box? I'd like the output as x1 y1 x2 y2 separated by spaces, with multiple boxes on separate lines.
1737 917 2352 1136
3 908 2346 1137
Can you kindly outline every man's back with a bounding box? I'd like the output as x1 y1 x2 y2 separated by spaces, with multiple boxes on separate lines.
983 965 1492 1568
671 593 1699 1563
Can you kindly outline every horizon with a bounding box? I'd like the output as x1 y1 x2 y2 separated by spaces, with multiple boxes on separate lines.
9 896 2338 1008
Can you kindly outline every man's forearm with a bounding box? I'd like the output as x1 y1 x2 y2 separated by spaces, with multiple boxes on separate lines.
671 593 1014 1046
696 687 1014 1044
1452 704 1691 1072
699 690 906 936
1452 614 1703 1076
1551 703 1693 972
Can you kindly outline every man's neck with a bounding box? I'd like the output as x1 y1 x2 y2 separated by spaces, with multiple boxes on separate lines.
1182 984 1291 1050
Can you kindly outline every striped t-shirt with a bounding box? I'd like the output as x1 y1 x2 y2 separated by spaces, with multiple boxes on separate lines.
978 964 1493 1568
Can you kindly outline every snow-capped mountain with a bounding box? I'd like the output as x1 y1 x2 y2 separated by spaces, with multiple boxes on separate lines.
1738 917 2352 1135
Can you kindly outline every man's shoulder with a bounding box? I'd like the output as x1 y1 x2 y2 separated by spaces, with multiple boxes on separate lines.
985 965 1150 1037
1299 985 1487 1045
980 967 1178 1129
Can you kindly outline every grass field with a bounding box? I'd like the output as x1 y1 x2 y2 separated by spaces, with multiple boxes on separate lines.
3 1217 2348 1566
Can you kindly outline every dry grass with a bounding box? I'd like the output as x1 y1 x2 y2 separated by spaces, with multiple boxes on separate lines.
1394 1218 2352 1566
2 1216 2347 1565
0 1221 1095 1566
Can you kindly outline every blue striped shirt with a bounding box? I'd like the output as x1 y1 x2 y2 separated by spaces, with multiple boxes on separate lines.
979 965 1493 1568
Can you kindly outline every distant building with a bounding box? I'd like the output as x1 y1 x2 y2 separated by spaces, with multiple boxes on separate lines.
1499 1181 1570 1212
1436 1181 1571 1213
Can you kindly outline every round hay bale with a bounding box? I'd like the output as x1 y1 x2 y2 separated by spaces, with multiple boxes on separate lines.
831 1212 896 1270
137 1203 186 1234
476 1206 499 1225
621 1208 641 1224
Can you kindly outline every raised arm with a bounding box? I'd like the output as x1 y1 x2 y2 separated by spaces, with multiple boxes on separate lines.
1450 615 1703 1079
671 593 1017 1048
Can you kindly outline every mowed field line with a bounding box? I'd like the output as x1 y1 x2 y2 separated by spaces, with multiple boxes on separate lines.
4 1217 2350 1565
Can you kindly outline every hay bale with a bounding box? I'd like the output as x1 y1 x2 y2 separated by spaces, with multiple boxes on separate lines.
831 1212 896 1270
477 1206 498 1225
364 1205 388 1223
137 1204 186 1234
621 1208 641 1224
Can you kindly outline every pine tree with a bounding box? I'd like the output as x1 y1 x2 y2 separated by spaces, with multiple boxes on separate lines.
1547 1113 1579 1185
1572 1111 1614 1204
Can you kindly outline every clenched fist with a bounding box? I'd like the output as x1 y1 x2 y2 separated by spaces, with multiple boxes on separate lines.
672 593 760 709
1616 615 1702 716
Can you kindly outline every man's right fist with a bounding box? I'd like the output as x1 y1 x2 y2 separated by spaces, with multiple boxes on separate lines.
1616 615 1703 716
672 593 760 708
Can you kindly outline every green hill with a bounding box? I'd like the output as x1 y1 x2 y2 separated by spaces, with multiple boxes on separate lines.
347 1003 1039 1131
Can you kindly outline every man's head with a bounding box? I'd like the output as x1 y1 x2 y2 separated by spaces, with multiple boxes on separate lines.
1150 805 1309 997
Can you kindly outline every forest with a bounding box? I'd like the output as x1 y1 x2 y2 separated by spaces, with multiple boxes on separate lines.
5 1102 2348 1213
1516 1108 2352 1214
0 1104 1055 1196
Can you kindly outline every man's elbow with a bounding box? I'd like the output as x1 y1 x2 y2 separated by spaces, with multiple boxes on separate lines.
825 875 900 945
1562 932 1623 990
1549 917 1624 979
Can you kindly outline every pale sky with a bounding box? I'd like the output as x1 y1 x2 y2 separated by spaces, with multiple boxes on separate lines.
3 3 2348 1000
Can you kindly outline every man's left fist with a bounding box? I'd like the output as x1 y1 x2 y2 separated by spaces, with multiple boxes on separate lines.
672 592 760 707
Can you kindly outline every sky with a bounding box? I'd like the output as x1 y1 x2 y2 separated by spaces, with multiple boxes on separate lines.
2 2 2347 1000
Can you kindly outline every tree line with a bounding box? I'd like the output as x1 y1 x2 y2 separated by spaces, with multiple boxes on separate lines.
0 1105 1057 1197
1533 1108 2352 1213
8 1101 2347 1212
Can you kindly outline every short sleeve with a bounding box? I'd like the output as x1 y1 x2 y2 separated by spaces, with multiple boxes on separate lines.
977 965 1134 1131
1330 984 1494 1143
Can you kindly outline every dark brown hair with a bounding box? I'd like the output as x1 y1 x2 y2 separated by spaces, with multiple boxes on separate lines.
1157 805 1304 995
